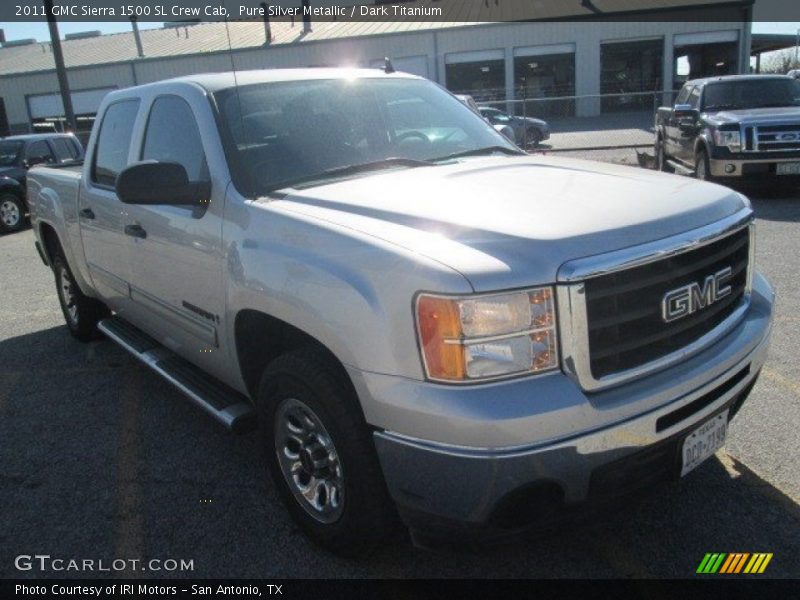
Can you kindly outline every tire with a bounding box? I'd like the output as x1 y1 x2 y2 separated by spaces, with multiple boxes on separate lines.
695 148 714 183
0 193 26 234
257 348 399 555
526 127 542 148
655 136 673 172
52 250 109 342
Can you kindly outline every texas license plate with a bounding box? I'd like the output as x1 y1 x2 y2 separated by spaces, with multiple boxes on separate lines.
776 162 800 175
680 410 728 477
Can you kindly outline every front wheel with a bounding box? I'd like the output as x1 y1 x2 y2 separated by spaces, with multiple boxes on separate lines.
53 251 109 342
0 194 26 233
258 349 399 554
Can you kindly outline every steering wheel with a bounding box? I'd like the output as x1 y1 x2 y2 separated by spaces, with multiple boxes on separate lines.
395 131 431 145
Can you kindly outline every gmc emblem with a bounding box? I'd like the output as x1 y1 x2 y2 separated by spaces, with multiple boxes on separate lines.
661 267 733 323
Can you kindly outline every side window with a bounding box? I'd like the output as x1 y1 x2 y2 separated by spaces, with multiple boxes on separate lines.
51 138 77 162
675 85 691 105
141 96 208 181
688 87 702 109
92 100 140 187
26 141 55 165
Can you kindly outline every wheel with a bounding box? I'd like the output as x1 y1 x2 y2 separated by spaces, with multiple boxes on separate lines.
655 136 673 172
258 348 399 554
526 128 542 147
695 149 714 183
0 194 26 233
52 251 109 342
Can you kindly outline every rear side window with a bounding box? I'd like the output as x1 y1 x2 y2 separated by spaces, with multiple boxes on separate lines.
92 100 140 187
26 141 55 164
51 138 78 162
688 86 702 109
675 85 692 105
141 96 208 181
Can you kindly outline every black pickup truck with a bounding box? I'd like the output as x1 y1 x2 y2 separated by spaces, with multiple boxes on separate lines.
655 74 800 184
0 133 83 233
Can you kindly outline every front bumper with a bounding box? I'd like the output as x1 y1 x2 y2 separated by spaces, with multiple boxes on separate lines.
708 154 800 178
351 273 774 530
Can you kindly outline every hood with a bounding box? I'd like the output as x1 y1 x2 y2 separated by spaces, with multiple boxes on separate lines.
707 106 800 125
268 155 747 291
0 166 23 180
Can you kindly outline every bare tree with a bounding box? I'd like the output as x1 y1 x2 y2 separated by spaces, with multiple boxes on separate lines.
761 49 800 74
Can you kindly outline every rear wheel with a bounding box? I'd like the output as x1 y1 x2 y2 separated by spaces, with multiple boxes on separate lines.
695 148 714 183
258 349 399 554
0 194 25 233
52 251 109 342
655 136 672 172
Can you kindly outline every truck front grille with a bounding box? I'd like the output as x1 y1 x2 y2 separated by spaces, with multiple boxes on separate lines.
584 227 749 379
745 123 800 152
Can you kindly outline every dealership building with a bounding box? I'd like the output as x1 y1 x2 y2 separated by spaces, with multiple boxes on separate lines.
0 0 764 137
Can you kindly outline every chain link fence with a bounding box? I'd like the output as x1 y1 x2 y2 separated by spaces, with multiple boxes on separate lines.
469 90 681 165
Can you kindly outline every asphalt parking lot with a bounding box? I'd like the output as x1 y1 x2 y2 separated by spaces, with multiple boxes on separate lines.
1 185 799 579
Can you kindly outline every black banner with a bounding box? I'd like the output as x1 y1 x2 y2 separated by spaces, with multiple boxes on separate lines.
1 0 800 23
3 579 800 600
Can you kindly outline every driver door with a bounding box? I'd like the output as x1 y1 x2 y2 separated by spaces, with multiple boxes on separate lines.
122 94 228 380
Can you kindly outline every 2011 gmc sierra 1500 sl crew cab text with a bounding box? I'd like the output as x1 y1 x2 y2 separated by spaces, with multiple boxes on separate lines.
27 69 774 553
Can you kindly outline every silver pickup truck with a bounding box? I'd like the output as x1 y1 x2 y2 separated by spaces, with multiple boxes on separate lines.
27 69 774 553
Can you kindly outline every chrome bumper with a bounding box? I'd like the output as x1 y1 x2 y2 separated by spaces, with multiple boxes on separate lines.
361 273 773 527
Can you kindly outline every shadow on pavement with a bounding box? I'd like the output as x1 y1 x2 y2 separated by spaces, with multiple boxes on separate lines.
0 326 798 578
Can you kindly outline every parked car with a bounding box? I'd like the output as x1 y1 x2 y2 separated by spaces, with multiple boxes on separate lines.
655 74 800 182
787 69 800 80
0 133 83 233
454 94 516 144
478 105 550 147
27 69 773 553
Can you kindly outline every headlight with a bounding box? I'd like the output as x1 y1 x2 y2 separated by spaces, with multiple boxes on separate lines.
415 287 559 382
714 130 741 152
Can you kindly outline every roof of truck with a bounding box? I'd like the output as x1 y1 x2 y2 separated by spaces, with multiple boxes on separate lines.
124 67 422 94
0 133 77 143
686 74 794 87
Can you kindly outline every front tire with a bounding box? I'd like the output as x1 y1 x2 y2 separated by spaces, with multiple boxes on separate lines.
258 349 399 554
0 194 26 233
52 251 109 342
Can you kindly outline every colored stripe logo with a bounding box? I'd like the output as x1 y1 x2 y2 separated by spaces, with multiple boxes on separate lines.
697 553 773 574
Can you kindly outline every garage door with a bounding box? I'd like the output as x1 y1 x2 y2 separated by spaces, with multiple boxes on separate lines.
27 87 116 119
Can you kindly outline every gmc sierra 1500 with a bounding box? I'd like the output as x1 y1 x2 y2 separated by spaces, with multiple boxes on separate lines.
27 69 774 553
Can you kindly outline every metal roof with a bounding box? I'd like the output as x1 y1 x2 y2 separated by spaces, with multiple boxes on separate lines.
0 0 751 77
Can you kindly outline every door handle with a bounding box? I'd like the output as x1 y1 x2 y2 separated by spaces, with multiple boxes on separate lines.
79 207 95 220
124 224 147 239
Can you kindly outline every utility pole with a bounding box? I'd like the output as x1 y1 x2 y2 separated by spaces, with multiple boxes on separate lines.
43 0 77 133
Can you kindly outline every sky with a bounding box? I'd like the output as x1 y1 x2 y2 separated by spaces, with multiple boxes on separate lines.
0 20 798 43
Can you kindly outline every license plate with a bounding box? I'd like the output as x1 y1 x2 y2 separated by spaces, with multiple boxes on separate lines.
776 162 800 175
680 410 728 477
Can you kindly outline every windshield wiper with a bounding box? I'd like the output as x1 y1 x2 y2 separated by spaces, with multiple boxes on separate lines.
431 145 525 162
266 157 435 192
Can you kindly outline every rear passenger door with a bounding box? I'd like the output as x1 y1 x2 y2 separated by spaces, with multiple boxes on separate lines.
123 94 227 379
79 99 140 312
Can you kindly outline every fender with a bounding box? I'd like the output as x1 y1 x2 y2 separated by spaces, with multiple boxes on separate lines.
0 175 25 206
695 129 713 158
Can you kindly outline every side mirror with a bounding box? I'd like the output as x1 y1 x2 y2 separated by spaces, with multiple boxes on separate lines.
116 161 210 206
678 117 698 134
673 103 699 120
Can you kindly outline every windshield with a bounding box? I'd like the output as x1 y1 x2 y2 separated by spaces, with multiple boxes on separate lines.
703 79 800 111
0 141 22 167
214 77 517 196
